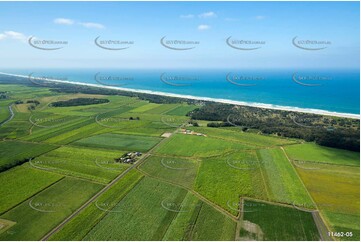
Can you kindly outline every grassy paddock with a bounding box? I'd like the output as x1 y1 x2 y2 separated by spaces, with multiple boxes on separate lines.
83 177 187 240
0 140 57 171
284 143 359 166
240 200 320 241
191 127 298 147
73 133 162 152
31 146 129 184
165 105 198 116
49 170 143 241
195 151 267 215
295 162 360 240
257 148 314 207
0 177 103 240
0 164 63 214
139 155 199 188
155 134 256 158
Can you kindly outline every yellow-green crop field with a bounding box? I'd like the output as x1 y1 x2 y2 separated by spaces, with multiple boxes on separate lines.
0 83 358 241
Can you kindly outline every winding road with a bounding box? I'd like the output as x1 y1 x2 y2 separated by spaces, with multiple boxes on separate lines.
0 104 14 127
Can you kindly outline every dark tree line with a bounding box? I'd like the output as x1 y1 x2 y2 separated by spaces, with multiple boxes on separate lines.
2 75 359 151
26 100 40 105
0 91 8 99
50 98 109 107
189 103 360 152
0 158 30 172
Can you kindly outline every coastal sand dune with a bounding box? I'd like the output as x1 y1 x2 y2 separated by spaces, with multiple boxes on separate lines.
0 72 359 119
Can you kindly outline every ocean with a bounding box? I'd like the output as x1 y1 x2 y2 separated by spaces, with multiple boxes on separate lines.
2 68 360 115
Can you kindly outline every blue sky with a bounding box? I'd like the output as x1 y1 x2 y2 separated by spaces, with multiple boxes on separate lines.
0 1 359 69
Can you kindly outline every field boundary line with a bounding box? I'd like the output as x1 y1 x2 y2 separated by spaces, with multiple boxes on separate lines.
41 121 180 240
0 143 59 172
1 139 61 147
280 146 335 241
38 95 60 111
40 154 150 241
296 204 308 238
27 116 94 141
281 142 306 147
255 150 271 200
192 132 265 149
292 158 359 168
241 197 331 240
192 127 299 148
40 170 108 186
160 104 180 115
280 147 317 208
234 198 244 241
0 176 65 216
186 201 203 240
28 98 80 134
242 196 316 211
155 188 188 241
81 176 145 240
64 143 129 153
136 168 238 222
312 211 333 241
143 153 198 161
151 148 249 160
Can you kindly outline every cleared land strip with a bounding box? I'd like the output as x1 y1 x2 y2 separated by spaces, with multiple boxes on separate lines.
241 196 316 212
280 147 318 207
41 125 181 241
255 151 271 199
234 198 244 240
0 104 14 127
292 159 359 168
312 211 332 241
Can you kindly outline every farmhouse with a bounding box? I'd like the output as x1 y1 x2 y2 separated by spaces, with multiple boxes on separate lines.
179 128 207 137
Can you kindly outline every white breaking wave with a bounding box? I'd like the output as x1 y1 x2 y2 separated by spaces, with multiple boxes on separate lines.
0 71 359 119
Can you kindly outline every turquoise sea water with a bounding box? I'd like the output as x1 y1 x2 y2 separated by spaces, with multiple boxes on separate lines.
3 69 360 115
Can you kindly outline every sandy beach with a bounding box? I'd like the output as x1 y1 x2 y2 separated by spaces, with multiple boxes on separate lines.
0 71 359 119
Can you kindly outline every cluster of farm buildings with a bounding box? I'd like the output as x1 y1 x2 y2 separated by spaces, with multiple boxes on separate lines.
115 152 142 164
179 128 207 136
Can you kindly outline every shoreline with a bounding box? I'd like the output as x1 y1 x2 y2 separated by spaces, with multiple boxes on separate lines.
0 71 359 119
